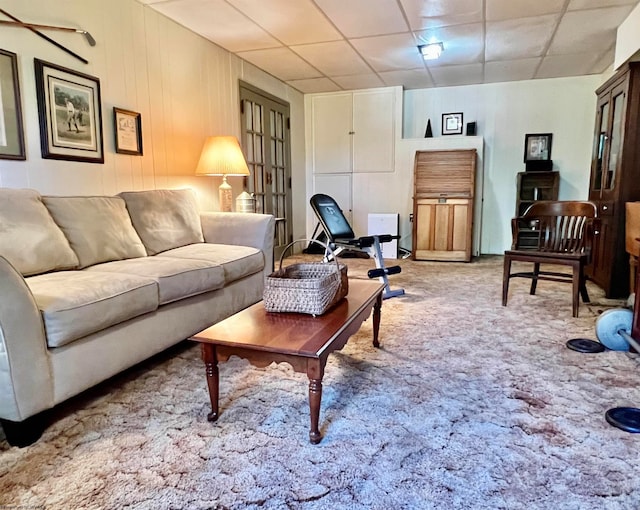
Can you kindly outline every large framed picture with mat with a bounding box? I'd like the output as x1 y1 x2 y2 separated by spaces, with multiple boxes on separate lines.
34 58 104 163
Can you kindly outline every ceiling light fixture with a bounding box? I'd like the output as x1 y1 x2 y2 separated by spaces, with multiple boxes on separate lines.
418 42 444 60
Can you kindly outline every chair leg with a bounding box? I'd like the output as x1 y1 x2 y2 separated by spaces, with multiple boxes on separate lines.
502 255 512 306
530 262 540 295
579 264 590 304
572 263 580 318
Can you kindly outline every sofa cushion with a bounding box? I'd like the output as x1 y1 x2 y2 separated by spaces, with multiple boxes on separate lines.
119 189 204 255
157 243 264 284
0 188 79 276
26 271 159 348
86 256 225 305
43 196 147 268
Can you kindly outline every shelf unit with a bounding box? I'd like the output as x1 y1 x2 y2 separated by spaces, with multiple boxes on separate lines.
514 171 560 249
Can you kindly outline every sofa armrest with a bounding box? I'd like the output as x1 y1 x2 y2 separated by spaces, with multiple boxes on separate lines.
0 256 53 422
200 212 275 275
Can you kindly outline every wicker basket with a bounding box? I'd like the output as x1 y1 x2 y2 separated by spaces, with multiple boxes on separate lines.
264 239 348 316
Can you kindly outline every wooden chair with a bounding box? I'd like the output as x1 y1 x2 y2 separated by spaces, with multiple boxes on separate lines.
502 200 598 317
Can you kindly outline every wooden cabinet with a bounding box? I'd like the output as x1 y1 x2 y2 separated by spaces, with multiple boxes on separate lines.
412 149 477 261
309 88 398 174
587 62 640 298
514 171 560 249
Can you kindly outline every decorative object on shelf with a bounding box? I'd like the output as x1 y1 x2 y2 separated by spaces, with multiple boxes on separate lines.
0 48 25 160
34 59 104 163
235 191 257 213
524 133 552 162
113 108 142 156
195 135 250 212
441 112 463 135
466 121 477 136
0 8 90 65
424 119 433 138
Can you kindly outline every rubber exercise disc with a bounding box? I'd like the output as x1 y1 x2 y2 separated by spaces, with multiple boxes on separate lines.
605 407 640 433
566 338 605 353
595 308 633 351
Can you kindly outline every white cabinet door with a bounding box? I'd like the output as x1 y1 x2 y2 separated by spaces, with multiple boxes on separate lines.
310 94 352 174
353 90 396 173
313 174 352 224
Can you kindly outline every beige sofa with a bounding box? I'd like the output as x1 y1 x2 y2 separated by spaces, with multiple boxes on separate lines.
0 187 274 446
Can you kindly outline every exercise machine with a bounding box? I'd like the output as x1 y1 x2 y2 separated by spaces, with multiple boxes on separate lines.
309 193 404 299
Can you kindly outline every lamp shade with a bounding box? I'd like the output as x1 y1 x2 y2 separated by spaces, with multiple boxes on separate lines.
195 136 250 176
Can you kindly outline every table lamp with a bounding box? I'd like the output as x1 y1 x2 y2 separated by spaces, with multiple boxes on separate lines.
195 136 250 212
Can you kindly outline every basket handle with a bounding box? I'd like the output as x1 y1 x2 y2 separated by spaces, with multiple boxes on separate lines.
277 238 340 272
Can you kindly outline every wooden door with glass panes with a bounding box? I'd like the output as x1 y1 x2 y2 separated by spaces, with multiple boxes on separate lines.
240 83 293 260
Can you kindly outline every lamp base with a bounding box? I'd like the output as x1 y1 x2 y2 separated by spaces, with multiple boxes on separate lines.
219 175 233 212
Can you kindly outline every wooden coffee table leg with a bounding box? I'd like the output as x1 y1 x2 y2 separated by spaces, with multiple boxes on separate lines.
373 291 382 348
307 360 325 444
201 344 219 422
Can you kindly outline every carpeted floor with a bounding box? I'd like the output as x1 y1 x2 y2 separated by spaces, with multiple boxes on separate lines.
1 255 639 510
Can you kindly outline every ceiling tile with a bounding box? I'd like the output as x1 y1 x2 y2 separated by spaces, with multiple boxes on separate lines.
486 0 566 21
151 0 280 52
486 14 559 60
315 0 409 38
400 0 483 30
416 23 484 66
378 69 435 89
568 0 638 9
291 41 371 76
350 33 425 72
536 53 601 78
484 58 540 83
237 47 322 81
549 6 635 55
286 78 342 93
590 48 616 73
226 0 341 45
429 63 484 86
332 74 386 90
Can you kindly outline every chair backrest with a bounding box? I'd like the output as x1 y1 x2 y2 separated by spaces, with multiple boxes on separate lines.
515 200 598 254
309 194 356 241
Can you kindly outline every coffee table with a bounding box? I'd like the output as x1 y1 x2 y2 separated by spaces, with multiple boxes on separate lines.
190 279 385 444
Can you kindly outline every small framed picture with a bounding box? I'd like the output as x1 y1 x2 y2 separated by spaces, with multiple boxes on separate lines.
114 107 143 155
524 133 552 162
0 48 26 160
442 112 463 135
34 58 104 163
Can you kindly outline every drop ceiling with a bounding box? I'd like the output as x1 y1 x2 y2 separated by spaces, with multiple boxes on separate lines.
139 0 640 93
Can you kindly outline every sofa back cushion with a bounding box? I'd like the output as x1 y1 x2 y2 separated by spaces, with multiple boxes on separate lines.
43 196 147 268
119 189 204 255
0 188 79 276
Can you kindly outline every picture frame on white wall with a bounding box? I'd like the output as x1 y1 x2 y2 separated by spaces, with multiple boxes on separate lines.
34 58 104 164
0 48 26 160
441 112 463 135
114 107 143 156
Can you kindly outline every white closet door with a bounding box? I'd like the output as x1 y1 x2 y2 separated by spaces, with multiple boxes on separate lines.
310 94 352 174
313 174 352 224
352 90 395 173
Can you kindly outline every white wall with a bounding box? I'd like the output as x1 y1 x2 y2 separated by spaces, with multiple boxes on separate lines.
403 75 603 254
0 0 306 240
615 1 640 68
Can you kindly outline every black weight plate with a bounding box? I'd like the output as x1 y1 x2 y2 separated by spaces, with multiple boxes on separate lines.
605 407 640 433
566 338 605 353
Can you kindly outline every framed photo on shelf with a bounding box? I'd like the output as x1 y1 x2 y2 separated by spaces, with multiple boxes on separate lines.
524 133 552 162
0 49 26 160
34 58 104 163
441 112 463 135
114 107 142 155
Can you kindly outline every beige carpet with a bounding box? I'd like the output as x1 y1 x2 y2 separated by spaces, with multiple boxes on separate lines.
1 256 639 509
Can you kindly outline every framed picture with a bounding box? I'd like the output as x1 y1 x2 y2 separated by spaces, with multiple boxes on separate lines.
524 133 552 162
34 58 104 163
442 112 463 135
114 107 142 155
0 49 26 160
